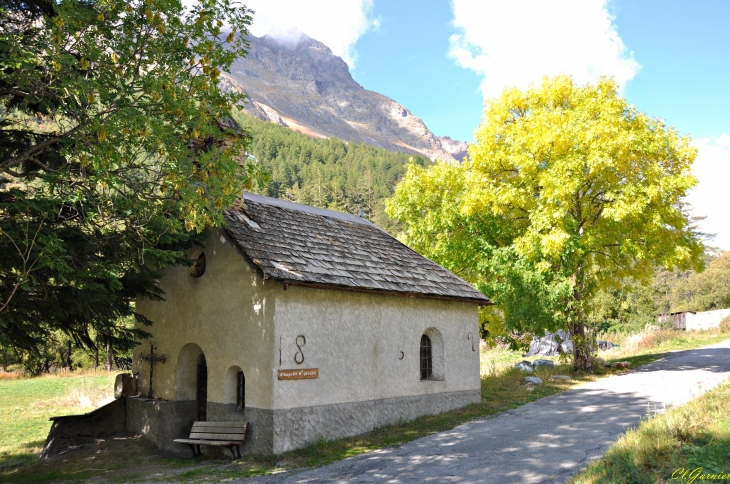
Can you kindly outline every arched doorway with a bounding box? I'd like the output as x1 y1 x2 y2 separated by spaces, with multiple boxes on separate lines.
196 354 207 421
176 343 208 422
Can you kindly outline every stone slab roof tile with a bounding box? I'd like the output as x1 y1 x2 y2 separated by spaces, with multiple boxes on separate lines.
223 193 490 304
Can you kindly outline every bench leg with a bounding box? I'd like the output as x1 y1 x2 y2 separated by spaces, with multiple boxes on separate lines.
196 444 201 456
185 444 197 457
226 445 240 460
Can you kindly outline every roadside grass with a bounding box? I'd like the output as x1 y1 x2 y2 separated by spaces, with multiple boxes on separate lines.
570 379 730 484
1 328 729 483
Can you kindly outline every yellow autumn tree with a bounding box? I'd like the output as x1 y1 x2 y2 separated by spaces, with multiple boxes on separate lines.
388 76 704 370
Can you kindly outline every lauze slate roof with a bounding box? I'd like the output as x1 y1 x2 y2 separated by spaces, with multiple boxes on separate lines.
223 193 490 305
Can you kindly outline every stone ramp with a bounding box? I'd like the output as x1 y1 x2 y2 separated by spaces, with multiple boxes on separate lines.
237 339 730 484
41 398 126 460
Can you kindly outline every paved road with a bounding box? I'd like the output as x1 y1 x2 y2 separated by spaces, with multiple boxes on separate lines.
241 339 730 484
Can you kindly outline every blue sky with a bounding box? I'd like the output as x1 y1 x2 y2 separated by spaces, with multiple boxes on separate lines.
244 0 730 250
355 0 730 143
350 0 483 142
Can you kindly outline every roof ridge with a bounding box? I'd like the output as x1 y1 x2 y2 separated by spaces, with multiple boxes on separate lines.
242 192 374 226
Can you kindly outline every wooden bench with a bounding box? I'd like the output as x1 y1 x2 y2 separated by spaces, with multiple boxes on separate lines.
174 421 248 459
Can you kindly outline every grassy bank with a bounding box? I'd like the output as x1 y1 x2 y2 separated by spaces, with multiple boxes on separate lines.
1 328 729 483
0 372 116 474
570 379 730 484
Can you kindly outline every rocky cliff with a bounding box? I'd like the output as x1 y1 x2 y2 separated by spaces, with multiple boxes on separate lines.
222 34 466 162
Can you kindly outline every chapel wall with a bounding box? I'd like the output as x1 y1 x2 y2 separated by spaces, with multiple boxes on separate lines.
274 286 480 409
133 228 277 410
270 286 481 452
272 287 480 407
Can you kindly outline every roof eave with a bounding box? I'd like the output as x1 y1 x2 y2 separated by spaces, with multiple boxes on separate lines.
278 279 493 306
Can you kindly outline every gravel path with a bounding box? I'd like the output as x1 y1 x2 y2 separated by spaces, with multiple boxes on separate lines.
238 339 730 484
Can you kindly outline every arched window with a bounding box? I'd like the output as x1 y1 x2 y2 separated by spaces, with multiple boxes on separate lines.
225 366 245 412
420 334 432 380
189 250 206 278
237 371 245 411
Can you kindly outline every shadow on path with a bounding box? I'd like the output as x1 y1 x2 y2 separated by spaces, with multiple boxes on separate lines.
239 339 730 484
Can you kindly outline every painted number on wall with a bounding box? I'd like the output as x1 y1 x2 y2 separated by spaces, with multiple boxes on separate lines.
294 335 306 364
468 332 478 352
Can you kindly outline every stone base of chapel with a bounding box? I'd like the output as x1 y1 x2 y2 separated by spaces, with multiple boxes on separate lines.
125 398 275 455
125 389 480 455
271 389 480 454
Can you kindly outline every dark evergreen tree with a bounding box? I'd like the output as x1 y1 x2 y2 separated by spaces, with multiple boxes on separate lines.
0 0 255 356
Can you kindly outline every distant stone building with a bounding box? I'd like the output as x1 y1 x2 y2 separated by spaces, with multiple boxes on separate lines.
659 308 730 331
127 193 490 455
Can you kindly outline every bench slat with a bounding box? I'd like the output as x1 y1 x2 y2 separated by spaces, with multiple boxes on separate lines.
190 427 246 435
190 432 246 440
191 425 246 433
174 438 243 446
192 421 247 428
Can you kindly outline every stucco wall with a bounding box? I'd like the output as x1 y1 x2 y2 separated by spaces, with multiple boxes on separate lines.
270 287 481 452
686 308 730 331
273 287 481 409
133 229 277 411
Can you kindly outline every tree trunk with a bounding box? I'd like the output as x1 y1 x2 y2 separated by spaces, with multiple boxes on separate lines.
1 348 7 372
66 340 72 371
572 320 593 372
105 338 112 372
571 268 593 372
94 344 99 370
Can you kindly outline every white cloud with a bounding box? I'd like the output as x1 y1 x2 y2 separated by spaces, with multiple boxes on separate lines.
243 0 378 66
686 135 730 251
449 0 640 100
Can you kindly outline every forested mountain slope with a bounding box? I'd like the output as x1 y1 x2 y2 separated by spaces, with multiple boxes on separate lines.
234 111 431 233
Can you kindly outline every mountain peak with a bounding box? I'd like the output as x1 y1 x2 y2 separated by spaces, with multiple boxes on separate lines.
260 29 333 56
225 34 464 161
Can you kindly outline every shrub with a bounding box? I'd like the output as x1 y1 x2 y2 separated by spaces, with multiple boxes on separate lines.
718 315 730 334
0 372 25 380
621 328 678 353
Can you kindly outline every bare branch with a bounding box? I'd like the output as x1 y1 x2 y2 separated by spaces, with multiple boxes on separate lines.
0 88 29 98
0 218 46 314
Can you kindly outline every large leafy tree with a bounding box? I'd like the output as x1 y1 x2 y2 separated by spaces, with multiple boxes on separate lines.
388 76 704 370
0 0 257 354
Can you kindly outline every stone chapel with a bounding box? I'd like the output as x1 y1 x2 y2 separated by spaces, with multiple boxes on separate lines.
125 193 490 455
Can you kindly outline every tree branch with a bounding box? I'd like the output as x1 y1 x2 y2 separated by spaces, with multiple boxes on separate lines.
0 132 68 171
0 218 46 314
0 88 29 98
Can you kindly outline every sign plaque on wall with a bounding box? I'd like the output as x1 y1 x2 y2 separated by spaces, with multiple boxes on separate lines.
278 368 319 380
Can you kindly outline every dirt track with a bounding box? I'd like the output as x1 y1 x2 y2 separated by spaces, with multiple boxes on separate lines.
238 339 730 484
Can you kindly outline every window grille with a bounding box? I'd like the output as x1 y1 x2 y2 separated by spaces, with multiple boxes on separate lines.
420 334 432 380
237 371 245 411
196 354 207 421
